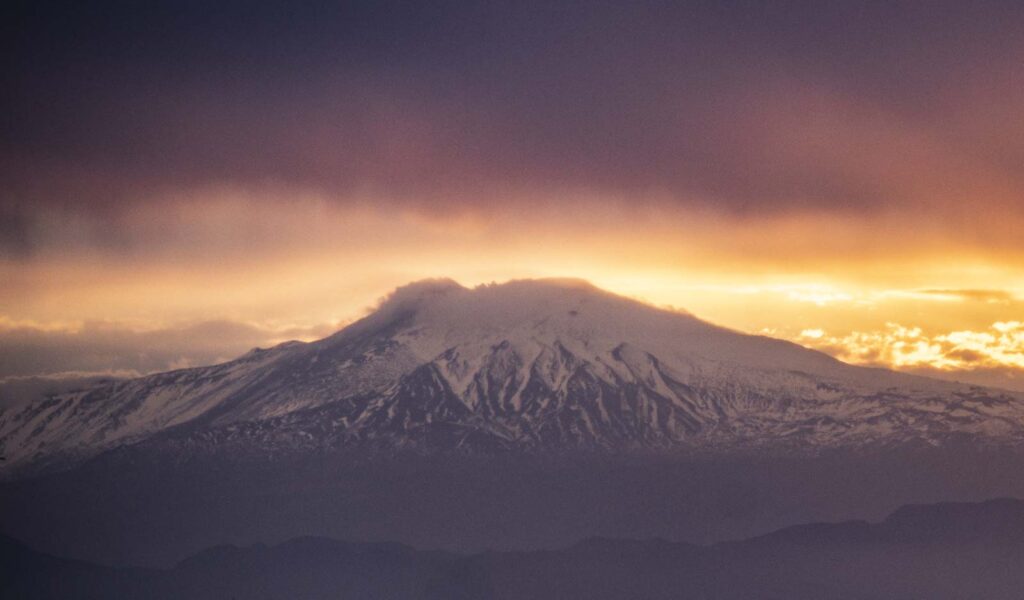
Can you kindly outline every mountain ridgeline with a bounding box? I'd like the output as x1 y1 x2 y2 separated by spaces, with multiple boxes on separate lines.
2 279 1022 476
2 279 1024 568
5 498 1024 600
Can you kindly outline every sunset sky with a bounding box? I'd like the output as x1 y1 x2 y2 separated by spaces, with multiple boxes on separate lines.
2 1 1023 390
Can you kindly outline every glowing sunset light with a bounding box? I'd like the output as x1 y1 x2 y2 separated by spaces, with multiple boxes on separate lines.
2 1 1024 392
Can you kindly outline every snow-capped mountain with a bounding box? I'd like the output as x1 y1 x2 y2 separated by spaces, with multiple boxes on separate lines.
2 278 1022 476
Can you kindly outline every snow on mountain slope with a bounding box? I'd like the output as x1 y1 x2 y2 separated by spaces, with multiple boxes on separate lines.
2 278 1022 475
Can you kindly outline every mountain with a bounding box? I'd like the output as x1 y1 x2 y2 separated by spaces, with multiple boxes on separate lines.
5 498 1024 600
2 278 1021 477
4 278 1024 567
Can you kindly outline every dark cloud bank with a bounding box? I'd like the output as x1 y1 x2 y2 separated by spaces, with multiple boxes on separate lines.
4 0 1024 255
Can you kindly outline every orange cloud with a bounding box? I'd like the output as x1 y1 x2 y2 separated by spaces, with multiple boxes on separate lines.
800 322 1024 373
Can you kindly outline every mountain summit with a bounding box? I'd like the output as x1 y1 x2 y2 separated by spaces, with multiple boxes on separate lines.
2 278 1022 476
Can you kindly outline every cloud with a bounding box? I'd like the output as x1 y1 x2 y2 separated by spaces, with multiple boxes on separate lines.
798 321 1024 390
918 289 1016 303
0 372 141 410
897 366 1024 394
0 318 339 380
4 1 1024 260
3 2 1024 397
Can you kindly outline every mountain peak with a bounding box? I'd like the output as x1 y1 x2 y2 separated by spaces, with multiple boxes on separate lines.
376 277 608 313
482 277 602 292
362 277 653 340
375 278 467 311
4 277 1021 478
333 278 955 390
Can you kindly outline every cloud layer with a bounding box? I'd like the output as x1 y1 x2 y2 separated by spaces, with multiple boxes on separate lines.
4 1 1024 258
3 2 1023 389
799 321 1024 391
0 318 337 381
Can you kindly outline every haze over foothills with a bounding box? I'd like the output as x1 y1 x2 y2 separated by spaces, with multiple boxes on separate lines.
2 1 1023 390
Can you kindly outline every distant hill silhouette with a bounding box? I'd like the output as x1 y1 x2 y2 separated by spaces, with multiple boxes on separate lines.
5 498 1024 600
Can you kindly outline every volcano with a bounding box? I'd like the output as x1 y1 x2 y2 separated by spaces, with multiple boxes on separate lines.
3 278 1021 476
3 279 1024 566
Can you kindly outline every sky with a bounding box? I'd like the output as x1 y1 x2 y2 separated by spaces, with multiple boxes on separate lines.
2 1 1023 391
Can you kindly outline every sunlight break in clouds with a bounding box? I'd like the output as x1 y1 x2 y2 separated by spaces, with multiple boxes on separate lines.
5 1 1024 395
802 322 1024 373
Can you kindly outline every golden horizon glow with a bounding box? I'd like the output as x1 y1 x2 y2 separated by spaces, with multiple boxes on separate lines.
2 190 1023 391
